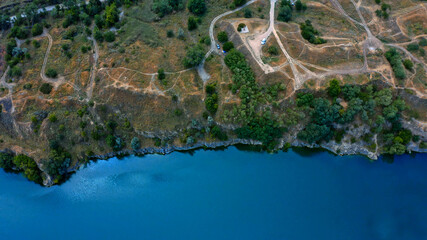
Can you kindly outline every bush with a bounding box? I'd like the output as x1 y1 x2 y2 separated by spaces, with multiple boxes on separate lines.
385 48 406 80
419 38 427 47
31 23 43 36
188 16 198 30
48 114 57 123
104 31 116 42
183 44 205 67
158 68 166 80
131 137 141 150
234 0 247 7
278 5 292 22
13 154 42 183
187 0 206 15
244 9 252 18
32 40 41 48
211 125 228 141
223 41 235 52
295 0 307 11
177 28 185 40
327 79 341 97
217 31 228 43
268 46 279 55
45 68 58 78
0 152 15 172
205 82 218 114
9 66 22 77
237 23 246 32
406 43 419 52
300 20 326 44
167 30 174 38
40 83 53 94
402 59 413 71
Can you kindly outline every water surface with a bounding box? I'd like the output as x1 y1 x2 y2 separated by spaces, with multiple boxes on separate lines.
0 148 426 240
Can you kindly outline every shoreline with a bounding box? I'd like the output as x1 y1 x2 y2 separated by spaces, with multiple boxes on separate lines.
2 138 427 187
55 138 425 186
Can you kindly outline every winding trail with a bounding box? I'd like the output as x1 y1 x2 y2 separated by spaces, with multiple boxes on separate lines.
39 29 67 89
198 0 259 82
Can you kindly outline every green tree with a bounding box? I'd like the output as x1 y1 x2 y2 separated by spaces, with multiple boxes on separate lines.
104 31 116 42
188 16 198 30
234 0 247 7
187 0 206 15
131 137 141 150
183 44 205 67
223 41 235 52
158 68 166 80
48 113 57 123
217 31 228 43
105 3 119 27
45 68 58 78
402 59 413 71
40 83 53 94
13 154 42 183
327 79 341 98
278 5 292 22
31 23 43 36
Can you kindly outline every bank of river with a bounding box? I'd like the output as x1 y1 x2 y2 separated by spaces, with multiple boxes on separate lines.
0 147 426 240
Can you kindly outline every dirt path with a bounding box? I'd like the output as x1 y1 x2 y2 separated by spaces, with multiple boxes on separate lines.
39 29 67 89
86 25 100 101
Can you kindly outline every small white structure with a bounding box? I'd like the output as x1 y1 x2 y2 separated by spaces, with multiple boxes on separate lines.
240 26 249 33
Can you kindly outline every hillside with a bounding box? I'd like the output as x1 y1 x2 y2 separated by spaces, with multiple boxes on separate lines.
0 0 426 185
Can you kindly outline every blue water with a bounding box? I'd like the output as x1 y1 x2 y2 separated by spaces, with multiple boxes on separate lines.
0 147 426 240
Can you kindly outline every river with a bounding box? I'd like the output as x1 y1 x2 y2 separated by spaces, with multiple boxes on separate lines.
0 147 426 240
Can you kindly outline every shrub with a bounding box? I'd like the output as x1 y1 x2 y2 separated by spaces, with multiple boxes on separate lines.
177 28 185 40
48 114 57 123
385 48 406 80
327 79 341 97
244 9 252 18
0 152 15 172
419 38 427 47
183 44 205 67
402 59 413 71
237 23 246 32
188 16 198 30
211 125 228 141
300 20 326 44
39 83 53 94
406 43 419 52
31 23 43 36
13 154 42 183
217 31 228 43
104 31 116 42
45 68 58 78
23 83 32 90
223 41 235 52
9 66 22 77
158 68 166 80
268 46 279 55
32 40 40 48
187 0 206 15
167 30 174 38
278 5 292 22
94 27 104 42
174 109 183 116
295 0 307 11
234 0 247 7
131 137 140 150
